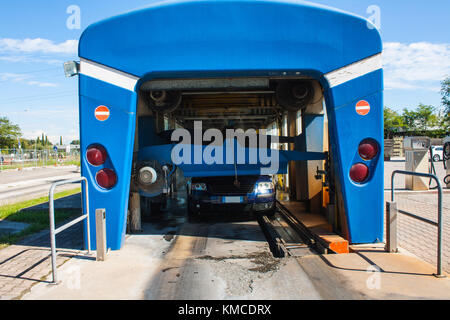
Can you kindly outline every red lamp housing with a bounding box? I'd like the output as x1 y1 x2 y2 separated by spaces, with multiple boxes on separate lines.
96 168 117 189
86 145 107 166
358 139 378 161
349 163 369 183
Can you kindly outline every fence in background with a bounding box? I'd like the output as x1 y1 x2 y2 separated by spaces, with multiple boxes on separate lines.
0 148 80 171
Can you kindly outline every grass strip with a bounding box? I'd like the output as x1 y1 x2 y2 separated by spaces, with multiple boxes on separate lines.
0 188 82 249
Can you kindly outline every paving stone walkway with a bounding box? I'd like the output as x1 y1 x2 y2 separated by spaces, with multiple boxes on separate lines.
0 223 84 300
384 191 450 274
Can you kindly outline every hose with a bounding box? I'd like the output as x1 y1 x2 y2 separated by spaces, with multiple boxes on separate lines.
429 145 439 190
444 141 450 185
430 142 450 188
445 174 450 185
444 142 450 170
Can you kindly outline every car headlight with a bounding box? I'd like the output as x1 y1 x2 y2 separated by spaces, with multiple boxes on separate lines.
255 182 274 194
192 183 207 191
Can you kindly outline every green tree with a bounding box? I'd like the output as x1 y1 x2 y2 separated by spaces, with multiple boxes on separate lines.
402 108 419 131
415 104 439 131
19 138 34 150
0 117 21 149
440 77 450 130
70 140 80 145
384 107 404 138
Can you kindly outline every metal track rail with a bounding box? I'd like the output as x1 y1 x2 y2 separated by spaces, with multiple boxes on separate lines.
258 214 289 258
257 203 318 258
276 201 337 254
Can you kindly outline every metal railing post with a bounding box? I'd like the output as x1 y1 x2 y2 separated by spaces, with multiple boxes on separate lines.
48 177 91 284
437 181 443 278
386 201 398 253
84 181 91 254
49 184 58 284
390 170 445 278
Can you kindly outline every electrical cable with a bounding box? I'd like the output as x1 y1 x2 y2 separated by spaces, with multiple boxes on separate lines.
428 145 438 190
0 90 75 104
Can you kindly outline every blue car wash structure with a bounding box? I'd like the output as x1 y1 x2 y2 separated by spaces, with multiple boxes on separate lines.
72 0 383 250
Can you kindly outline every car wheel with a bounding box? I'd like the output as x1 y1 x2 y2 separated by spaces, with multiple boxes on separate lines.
187 201 198 223
433 154 440 162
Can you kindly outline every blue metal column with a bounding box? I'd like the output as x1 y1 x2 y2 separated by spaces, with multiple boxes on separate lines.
324 70 384 243
79 75 137 250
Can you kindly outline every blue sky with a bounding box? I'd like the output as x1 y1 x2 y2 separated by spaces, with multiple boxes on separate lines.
0 0 449 144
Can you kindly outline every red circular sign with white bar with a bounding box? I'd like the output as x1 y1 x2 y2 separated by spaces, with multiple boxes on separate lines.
95 105 110 121
355 100 370 116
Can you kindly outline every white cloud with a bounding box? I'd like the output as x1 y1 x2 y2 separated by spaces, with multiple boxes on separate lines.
0 72 29 83
22 130 79 145
0 55 64 65
383 42 450 91
20 111 79 145
0 38 77 66
26 80 59 88
22 129 45 140
0 72 59 88
0 38 78 55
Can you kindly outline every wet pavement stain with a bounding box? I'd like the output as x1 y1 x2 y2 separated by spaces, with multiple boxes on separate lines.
247 251 281 273
196 251 281 273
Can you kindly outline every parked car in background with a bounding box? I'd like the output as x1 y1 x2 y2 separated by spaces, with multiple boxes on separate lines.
186 175 276 221
431 146 444 162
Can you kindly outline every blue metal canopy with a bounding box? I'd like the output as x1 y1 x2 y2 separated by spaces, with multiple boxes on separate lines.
79 0 382 81
77 0 384 248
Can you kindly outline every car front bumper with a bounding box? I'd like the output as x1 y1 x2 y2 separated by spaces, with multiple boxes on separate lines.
189 192 276 213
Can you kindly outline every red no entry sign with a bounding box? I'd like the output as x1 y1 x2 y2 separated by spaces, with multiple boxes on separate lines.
95 105 110 121
355 100 370 116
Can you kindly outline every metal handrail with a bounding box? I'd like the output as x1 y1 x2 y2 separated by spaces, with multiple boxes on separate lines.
389 170 444 277
49 177 91 284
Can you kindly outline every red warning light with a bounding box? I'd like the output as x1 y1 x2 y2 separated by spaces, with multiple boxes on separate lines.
349 163 369 183
86 145 107 166
358 139 378 161
96 169 117 189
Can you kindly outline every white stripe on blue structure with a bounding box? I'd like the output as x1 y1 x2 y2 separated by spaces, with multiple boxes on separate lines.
80 53 382 91
325 53 382 88
80 58 139 91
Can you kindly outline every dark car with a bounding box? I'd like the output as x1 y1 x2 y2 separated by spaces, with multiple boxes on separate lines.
186 175 276 221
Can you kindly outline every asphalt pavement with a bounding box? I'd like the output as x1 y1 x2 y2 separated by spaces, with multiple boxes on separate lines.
0 166 81 205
